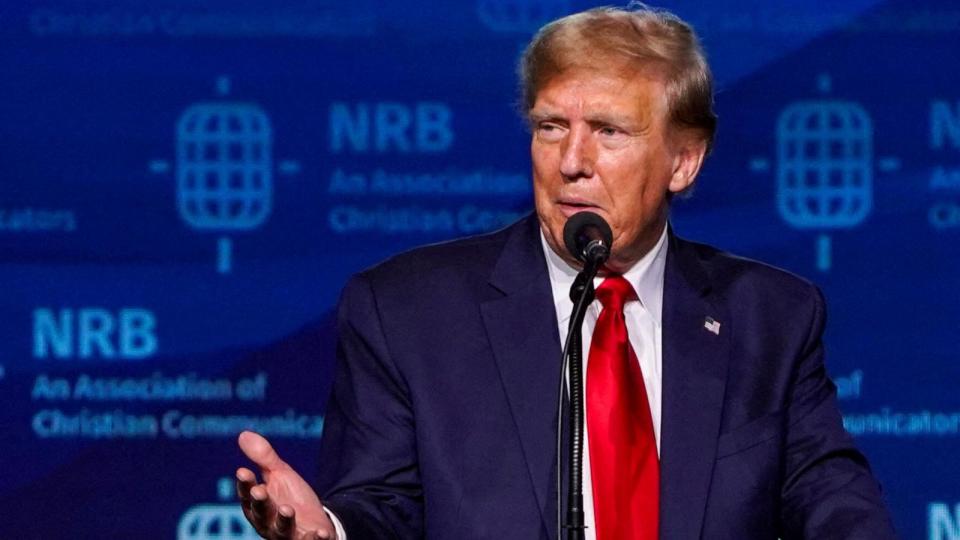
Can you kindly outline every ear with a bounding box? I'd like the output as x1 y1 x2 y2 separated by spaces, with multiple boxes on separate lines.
668 134 707 194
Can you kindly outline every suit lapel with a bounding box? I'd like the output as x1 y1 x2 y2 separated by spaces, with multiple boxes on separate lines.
480 215 562 538
479 219 731 539
659 232 731 539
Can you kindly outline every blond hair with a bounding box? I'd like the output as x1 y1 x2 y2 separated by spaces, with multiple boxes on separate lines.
519 5 717 153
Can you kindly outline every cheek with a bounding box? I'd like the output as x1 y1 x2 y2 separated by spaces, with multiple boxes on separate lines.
531 153 560 196
599 157 650 209
531 178 561 217
531 144 552 170
531 173 554 206
603 173 663 237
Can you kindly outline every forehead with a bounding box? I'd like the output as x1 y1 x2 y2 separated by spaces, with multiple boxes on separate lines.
530 68 670 122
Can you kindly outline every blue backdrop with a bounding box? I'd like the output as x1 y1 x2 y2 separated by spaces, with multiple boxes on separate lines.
1 1 958 538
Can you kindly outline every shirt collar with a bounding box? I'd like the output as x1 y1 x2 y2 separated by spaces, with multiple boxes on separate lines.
540 222 668 326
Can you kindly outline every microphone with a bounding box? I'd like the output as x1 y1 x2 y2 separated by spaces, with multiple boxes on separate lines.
563 211 613 266
557 211 611 540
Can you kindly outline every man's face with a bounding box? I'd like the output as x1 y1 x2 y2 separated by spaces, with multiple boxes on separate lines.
529 68 705 273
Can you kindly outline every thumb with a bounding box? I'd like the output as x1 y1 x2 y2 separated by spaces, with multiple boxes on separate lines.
238 430 287 472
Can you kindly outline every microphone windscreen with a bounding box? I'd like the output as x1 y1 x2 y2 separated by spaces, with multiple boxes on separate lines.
562 211 612 262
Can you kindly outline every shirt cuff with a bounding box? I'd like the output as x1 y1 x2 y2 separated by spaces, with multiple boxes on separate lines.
323 507 347 540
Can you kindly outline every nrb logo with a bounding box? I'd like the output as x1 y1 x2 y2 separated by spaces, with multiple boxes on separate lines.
149 76 301 274
33 307 157 360
178 478 258 540
176 102 273 232
749 74 900 272
776 99 873 231
930 502 960 540
178 505 258 540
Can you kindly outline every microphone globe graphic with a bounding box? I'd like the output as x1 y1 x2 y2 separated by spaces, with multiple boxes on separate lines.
176 101 273 273
177 504 259 540
776 98 873 271
177 479 259 539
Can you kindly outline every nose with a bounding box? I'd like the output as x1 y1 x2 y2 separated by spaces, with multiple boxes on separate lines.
559 124 595 181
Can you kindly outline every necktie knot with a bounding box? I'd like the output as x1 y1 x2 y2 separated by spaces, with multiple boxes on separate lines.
595 275 637 313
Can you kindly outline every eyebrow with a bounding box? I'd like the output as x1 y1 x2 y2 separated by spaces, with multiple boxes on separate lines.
585 113 637 128
526 110 564 125
528 109 643 127
526 109 651 136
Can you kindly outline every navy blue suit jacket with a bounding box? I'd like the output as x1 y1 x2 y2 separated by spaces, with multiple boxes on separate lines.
317 214 896 539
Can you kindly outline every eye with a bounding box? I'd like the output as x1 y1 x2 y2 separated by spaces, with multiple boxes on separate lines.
598 125 622 137
596 124 632 148
536 122 566 142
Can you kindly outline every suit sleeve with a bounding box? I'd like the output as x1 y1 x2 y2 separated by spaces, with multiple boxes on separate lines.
779 286 898 539
316 274 424 539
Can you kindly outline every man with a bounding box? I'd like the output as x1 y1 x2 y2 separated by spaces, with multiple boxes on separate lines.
235 6 897 539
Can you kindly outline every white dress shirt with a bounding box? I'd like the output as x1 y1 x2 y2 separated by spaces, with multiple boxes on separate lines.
541 224 667 540
326 224 668 540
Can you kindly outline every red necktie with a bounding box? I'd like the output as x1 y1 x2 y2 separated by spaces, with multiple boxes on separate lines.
587 276 659 540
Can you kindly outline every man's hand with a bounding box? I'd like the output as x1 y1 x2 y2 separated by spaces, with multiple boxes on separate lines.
236 430 337 540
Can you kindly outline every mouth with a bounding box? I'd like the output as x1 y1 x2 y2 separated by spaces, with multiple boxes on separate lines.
556 198 600 217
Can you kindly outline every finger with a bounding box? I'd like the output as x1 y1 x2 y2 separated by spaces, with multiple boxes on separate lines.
238 491 254 520
236 467 256 507
238 430 286 472
250 484 277 526
313 530 334 540
275 505 295 539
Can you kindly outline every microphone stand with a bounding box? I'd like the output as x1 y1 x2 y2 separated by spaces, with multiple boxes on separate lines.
556 258 600 540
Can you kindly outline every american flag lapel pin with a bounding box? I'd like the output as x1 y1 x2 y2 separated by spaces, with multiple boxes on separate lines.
704 316 721 335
